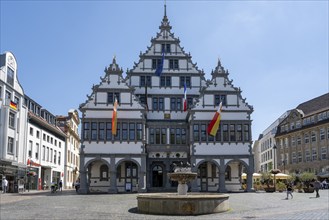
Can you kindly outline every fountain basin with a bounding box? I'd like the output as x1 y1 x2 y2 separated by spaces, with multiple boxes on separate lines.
137 193 230 215
167 172 197 183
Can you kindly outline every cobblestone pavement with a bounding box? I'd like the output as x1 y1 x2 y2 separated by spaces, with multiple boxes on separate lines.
0 189 328 220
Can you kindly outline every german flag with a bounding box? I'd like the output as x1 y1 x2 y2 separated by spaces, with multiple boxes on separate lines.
10 101 17 110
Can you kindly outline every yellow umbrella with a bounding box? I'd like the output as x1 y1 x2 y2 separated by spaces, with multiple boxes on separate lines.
241 173 262 180
271 173 290 179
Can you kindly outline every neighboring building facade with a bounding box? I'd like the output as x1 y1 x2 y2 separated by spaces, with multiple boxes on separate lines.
252 139 261 173
56 109 80 189
0 51 28 192
275 93 329 176
79 6 254 194
255 111 290 173
25 96 67 190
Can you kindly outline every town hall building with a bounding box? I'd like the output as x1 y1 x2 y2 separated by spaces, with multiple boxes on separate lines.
79 5 254 193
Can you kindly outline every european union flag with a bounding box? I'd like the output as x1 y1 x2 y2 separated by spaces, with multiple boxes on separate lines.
155 50 164 76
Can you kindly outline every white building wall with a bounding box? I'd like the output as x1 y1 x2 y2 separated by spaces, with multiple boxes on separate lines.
0 52 28 182
195 143 250 155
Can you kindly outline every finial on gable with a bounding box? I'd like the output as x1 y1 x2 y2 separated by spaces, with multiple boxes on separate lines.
164 0 167 18
160 0 171 31
217 57 222 67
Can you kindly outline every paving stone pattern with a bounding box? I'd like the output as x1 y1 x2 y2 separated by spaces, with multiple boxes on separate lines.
0 189 328 219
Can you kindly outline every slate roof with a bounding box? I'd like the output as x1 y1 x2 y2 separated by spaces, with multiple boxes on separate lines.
296 93 329 116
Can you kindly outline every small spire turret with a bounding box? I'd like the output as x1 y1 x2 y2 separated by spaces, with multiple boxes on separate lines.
160 1 172 31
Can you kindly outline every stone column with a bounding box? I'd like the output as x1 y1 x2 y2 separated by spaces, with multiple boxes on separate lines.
246 155 255 192
165 160 172 189
108 156 117 193
218 158 227 193
78 147 88 194
190 156 198 192
138 153 147 192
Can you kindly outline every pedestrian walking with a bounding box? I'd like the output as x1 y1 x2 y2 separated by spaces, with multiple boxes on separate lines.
59 180 63 192
2 177 8 193
313 179 321 198
286 182 293 199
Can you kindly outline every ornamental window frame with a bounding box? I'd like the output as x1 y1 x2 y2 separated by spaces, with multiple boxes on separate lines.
304 133 309 144
152 97 164 111
9 111 15 128
160 76 171 87
179 76 191 87
161 43 171 53
320 128 325 140
7 137 14 154
170 97 182 111
311 131 316 142
169 59 179 70
140 76 151 87
214 94 227 106
152 59 162 70
107 92 120 104
7 66 14 86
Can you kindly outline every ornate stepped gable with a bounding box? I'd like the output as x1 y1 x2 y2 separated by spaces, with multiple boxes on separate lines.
193 59 253 113
123 6 252 120
79 57 145 118
126 7 207 104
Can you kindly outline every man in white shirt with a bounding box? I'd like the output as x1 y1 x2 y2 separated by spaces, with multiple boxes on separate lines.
2 177 8 193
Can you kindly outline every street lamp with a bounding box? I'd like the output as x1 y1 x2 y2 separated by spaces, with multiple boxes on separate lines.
272 145 277 191
273 145 277 170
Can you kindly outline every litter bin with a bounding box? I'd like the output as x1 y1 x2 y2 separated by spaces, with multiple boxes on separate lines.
14 184 18 193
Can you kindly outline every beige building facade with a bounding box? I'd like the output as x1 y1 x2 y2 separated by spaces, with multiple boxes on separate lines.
275 93 329 177
57 110 80 189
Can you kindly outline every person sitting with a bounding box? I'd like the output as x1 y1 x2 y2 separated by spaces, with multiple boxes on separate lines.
50 182 58 193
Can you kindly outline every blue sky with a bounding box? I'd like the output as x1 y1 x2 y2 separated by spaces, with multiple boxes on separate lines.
1 0 328 141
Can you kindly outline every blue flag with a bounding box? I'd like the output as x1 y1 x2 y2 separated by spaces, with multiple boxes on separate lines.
155 51 164 76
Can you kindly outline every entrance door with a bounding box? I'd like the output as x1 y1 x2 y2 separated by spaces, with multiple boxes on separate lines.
152 165 163 187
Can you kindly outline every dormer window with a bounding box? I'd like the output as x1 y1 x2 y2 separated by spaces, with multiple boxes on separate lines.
161 43 171 53
140 76 151 87
107 92 120 104
169 59 179 70
152 59 162 70
180 76 191 87
215 94 227 106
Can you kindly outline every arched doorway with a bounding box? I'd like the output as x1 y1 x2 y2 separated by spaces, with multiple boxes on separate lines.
197 161 219 192
116 161 138 193
152 165 163 187
225 160 248 191
87 160 110 193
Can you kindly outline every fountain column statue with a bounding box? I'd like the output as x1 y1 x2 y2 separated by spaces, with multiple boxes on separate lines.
167 163 197 195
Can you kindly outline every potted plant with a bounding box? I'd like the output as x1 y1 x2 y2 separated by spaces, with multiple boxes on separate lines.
276 181 286 192
295 182 303 193
261 171 275 192
300 172 316 193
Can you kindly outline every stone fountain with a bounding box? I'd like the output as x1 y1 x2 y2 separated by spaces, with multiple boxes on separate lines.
137 163 230 215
